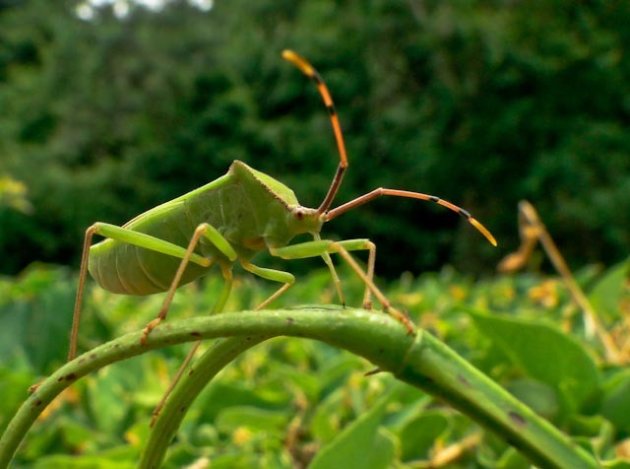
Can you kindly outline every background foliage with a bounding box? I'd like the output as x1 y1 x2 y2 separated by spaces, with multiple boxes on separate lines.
1 260 629 467
0 0 628 276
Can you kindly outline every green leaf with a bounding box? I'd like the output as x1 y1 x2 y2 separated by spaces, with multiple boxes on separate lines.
470 312 599 416
32 454 135 469
603 461 630 469
309 396 393 469
589 259 630 322
600 369 630 433
505 379 559 420
215 406 289 433
398 410 449 461
195 381 284 423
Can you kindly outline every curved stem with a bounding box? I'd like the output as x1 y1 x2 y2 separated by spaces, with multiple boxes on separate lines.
0 308 599 469
140 336 268 468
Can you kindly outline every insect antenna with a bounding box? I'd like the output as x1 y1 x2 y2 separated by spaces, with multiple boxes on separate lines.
282 50 348 215
326 188 498 246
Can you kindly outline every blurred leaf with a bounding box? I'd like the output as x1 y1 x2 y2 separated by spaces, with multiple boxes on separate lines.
0 265 75 374
195 381 286 424
215 406 289 433
309 396 393 469
398 410 449 461
505 378 559 421
0 175 32 214
600 369 630 434
470 312 599 416
31 453 136 469
588 258 630 322
0 365 36 433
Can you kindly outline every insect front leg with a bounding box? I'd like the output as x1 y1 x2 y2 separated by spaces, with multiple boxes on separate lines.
270 239 415 335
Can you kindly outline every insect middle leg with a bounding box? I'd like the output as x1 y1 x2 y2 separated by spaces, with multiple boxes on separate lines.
240 260 295 310
151 262 234 426
270 239 415 334
140 222 238 343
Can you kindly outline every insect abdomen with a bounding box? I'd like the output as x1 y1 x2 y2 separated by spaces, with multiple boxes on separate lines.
88 200 214 295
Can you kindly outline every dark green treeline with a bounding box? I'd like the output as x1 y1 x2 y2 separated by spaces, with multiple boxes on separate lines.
1 0 628 277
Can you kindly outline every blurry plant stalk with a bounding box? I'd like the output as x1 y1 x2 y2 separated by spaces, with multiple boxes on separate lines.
498 200 622 364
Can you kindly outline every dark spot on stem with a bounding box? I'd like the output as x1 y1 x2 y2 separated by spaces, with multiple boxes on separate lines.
457 374 471 387
190 331 202 338
33 399 42 407
287 317 295 325
508 411 527 426
64 373 77 382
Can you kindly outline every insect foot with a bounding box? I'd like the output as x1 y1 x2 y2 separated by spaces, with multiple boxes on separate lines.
387 306 416 336
140 317 163 346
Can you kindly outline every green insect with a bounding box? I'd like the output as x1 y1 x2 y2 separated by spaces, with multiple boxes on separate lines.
68 50 497 361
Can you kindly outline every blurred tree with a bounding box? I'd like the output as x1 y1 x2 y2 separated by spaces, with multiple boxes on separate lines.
0 0 628 276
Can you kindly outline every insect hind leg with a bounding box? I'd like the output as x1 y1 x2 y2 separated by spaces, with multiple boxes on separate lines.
68 224 99 360
68 221 219 360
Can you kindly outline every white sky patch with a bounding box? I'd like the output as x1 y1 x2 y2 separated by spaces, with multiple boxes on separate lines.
75 2 95 20
113 0 130 17
75 0 213 20
189 0 213 11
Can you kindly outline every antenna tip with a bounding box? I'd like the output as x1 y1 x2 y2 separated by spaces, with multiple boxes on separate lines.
281 49 295 61
282 49 314 76
470 218 498 247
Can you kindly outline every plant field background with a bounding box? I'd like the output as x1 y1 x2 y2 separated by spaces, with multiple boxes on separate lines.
1 0 630 467
1 260 629 467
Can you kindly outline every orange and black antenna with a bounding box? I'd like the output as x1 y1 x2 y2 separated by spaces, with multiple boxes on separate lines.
282 50 348 214
326 188 497 246
282 50 497 247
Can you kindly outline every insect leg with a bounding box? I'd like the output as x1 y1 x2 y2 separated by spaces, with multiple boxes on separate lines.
69 222 213 360
151 262 233 427
68 225 99 360
270 239 414 334
312 233 346 306
141 223 238 344
326 188 498 247
240 260 295 310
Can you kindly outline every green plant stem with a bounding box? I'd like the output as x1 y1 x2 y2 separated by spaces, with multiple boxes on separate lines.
139 336 268 468
0 307 599 468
